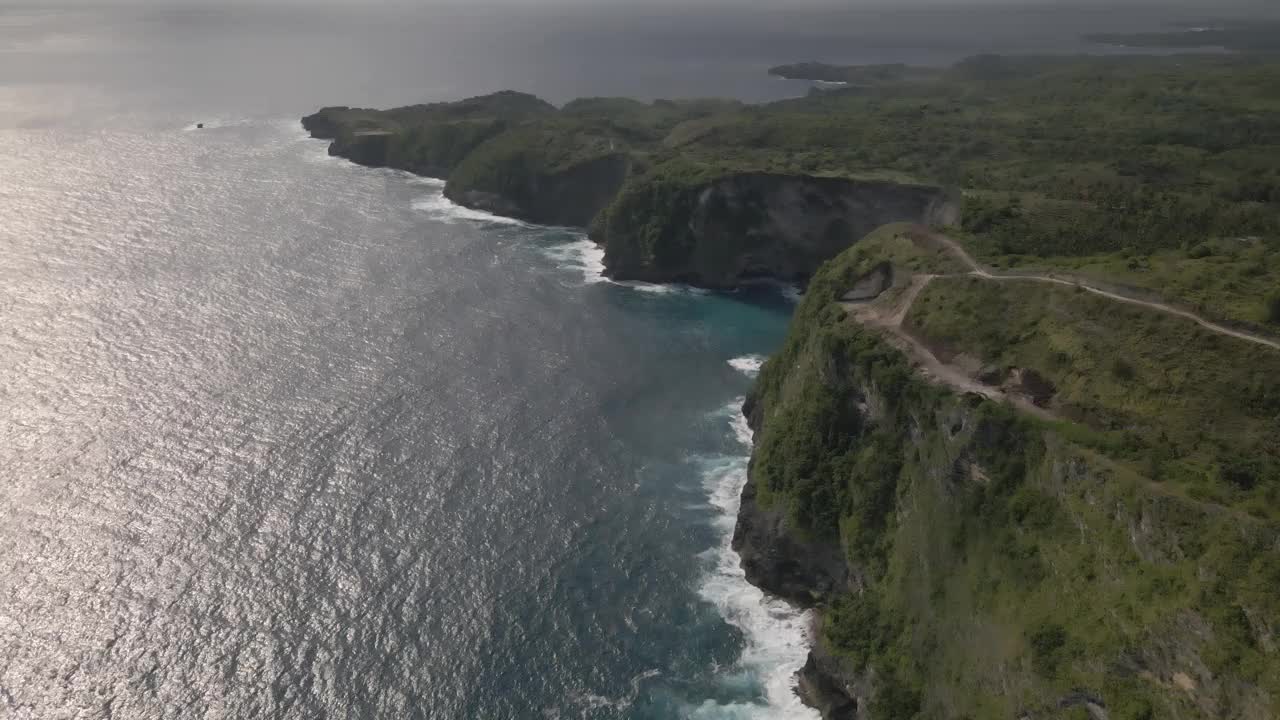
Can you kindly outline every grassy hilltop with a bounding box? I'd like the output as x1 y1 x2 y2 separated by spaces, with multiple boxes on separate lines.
746 227 1279 719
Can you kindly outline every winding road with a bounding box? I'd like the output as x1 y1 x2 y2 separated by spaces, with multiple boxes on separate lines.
839 228 1273 523
840 228 1279 422
922 229 1280 352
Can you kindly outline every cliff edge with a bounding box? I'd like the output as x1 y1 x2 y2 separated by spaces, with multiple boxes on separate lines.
594 172 957 288
739 227 1280 719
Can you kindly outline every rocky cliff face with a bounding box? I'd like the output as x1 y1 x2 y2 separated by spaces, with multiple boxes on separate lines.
326 132 399 170
304 103 960 291
302 103 634 229
300 107 347 140
445 153 632 228
596 173 958 288
732 459 853 607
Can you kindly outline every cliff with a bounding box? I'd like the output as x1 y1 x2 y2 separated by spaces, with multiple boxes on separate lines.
593 172 958 288
737 232 1280 719
302 91 556 178
304 94 959 286
305 53 1280 313
302 93 760 237
442 123 634 227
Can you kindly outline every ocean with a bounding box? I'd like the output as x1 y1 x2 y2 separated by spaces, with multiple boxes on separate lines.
0 2 1251 718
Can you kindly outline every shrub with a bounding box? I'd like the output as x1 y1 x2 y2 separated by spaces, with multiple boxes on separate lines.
870 670 922 720
1028 622 1069 677
1110 357 1137 381
1266 292 1280 325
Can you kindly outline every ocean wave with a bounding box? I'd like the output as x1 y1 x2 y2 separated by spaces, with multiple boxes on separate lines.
727 355 765 379
690 401 818 720
411 185 532 227
539 236 609 284
538 237 711 295
566 669 662 717
617 279 711 296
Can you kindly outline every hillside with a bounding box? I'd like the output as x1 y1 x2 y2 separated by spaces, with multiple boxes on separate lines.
742 228 1280 719
306 52 1280 719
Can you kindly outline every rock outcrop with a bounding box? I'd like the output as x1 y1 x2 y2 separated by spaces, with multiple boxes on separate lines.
445 152 632 228
303 98 959 292
596 173 958 288
798 639 868 720
327 131 396 169
732 463 853 606
303 93 639 231
300 107 348 140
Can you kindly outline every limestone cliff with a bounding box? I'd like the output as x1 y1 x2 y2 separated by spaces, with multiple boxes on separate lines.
303 94 639 229
594 173 958 288
304 98 961 291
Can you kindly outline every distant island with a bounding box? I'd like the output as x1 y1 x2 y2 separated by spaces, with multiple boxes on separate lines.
767 61 942 86
1087 18 1280 52
306 52 1280 720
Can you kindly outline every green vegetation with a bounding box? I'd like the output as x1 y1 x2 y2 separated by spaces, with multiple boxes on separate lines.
1087 20 1280 53
306 92 745 181
309 54 1280 306
853 224 970 276
748 242 1280 719
631 54 1279 305
905 276 1280 518
957 235 1280 330
303 91 557 175
768 62 942 86
444 119 623 201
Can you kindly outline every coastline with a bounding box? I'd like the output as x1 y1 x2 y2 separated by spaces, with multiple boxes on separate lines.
359 138 826 716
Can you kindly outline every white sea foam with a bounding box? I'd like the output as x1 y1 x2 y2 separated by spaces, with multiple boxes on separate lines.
728 355 766 379
411 183 531 227
690 401 819 720
365 174 712 295
540 235 609 284
569 669 662 715
617 279 711 296
538 236 714 295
